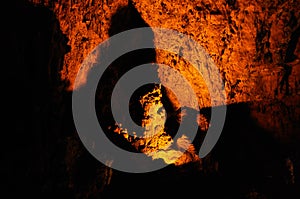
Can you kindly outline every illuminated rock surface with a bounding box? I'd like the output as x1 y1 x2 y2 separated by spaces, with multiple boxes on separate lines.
6 0 300 198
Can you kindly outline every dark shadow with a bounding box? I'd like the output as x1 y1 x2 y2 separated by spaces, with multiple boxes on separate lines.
204 103 284 198
6 1 300 199
92 2 300 199
4 0 71 198
95 0 183 154
101 102 300 199
285 15 300 63
95 1 158 151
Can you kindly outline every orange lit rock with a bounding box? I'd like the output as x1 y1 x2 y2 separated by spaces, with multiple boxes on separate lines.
29 0 298 97
29 0 300 151
15 0 300 198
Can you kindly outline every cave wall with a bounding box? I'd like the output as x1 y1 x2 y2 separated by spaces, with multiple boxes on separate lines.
15 0 300 198
29 0 300 142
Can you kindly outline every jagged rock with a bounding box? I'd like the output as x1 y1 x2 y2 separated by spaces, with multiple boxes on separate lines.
11 0 300 198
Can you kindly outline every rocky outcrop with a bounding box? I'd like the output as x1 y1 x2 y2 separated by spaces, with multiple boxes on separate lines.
29 0 300 141
12 0 300 198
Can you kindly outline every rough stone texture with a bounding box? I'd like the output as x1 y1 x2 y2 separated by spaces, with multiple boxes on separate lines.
10 0 300 198
131 0 300 142
29 0 300 142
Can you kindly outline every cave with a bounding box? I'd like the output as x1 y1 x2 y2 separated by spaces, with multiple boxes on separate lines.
6 0 300 198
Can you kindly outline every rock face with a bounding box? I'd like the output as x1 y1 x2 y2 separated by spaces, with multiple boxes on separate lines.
31 0 300 140
10 0 300 198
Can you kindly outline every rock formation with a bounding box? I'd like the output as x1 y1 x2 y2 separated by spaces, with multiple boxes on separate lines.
7 0 300 198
